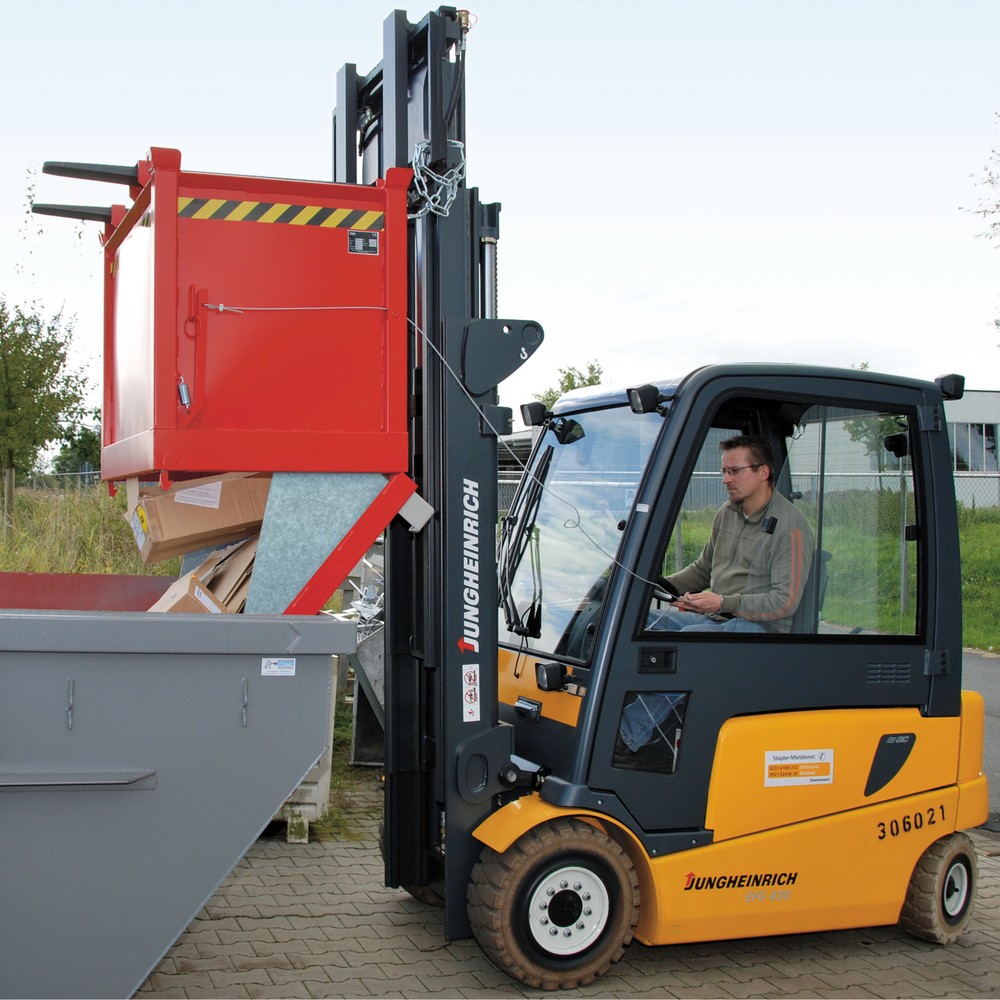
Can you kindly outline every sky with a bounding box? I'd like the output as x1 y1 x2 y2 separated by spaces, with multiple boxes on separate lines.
2 0 999 429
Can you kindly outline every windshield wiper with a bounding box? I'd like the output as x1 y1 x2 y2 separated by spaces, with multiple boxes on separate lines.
498 445 552 637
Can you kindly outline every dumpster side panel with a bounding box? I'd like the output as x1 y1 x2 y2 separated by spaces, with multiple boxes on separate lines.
0 613 352 1000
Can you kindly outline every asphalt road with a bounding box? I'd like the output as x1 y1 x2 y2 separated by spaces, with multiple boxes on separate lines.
964 648 1000 818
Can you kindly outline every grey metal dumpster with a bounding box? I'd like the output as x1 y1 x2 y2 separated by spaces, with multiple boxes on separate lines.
0 610 355 1000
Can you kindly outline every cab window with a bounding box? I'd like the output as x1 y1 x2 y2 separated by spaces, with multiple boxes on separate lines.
645 403 919 638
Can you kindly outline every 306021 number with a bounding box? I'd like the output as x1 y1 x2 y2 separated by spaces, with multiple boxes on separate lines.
877 804 945 840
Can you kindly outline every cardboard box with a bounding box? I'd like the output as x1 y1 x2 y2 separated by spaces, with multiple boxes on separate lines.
147 537 258 614
148 573 228 614
129 473 271 564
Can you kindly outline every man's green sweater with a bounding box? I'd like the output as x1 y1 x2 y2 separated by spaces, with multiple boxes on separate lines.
666 488 815 633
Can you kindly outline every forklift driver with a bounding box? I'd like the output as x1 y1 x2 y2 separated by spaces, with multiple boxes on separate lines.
650 435 815 633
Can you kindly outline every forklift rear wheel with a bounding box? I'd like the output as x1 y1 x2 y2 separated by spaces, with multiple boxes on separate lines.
899 832 977 945
467 817 639 990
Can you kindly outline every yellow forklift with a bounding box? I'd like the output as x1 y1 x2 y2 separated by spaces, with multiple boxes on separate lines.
470 367 988 987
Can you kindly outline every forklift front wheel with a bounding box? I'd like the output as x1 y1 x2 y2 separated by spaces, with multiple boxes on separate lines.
898 832 978 945
467 817 639 990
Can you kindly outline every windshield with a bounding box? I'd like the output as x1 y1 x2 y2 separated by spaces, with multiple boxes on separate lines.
498 405 662 660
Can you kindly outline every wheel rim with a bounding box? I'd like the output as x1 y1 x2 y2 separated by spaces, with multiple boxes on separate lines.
942 858 971 921
525 864 610 956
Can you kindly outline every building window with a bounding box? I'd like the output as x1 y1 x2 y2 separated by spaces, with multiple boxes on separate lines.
949 423 999 472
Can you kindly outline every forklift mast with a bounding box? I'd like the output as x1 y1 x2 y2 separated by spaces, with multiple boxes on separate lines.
333 7 543 936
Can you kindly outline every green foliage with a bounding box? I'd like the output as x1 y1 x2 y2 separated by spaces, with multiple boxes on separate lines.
54 407 101 475
1 487 997 651
0 297 87 528
534 360 604 409
660 496 996 648
0 486 178 576
843 414 905 475
956 505 1000 651
311 694 382 841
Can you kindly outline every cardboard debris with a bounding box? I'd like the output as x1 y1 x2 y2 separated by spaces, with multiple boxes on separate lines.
147 574 228 614
205 536 258 612
147 537 258 614
128 473 271 564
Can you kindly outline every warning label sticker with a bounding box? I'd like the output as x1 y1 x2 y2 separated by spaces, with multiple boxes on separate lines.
765 749 834 786
462 665 481 722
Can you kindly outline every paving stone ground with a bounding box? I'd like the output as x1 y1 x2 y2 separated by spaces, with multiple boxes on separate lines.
137 780 1000 999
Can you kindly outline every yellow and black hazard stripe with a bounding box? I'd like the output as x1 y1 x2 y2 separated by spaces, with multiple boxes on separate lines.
177 197 384 230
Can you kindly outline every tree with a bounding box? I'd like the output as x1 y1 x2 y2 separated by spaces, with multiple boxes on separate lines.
53 406 101 477
844 363 904 484
0 297 86 532
533 361 604 410
964 116 1000 343
967 118 1000 246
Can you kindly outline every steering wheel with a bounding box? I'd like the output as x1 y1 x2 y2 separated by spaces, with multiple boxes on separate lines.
652 575 679 604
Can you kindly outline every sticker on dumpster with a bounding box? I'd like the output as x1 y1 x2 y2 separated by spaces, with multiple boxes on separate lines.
764 749 834 786
175 481 223 509
262 657 296 677
348 230 380 255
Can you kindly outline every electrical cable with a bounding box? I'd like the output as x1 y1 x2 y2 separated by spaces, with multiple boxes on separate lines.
199 300 663 595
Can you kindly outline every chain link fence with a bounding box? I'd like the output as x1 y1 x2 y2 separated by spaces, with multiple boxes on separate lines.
27 469 1000 514
24 468 101 489
953 474 1000 509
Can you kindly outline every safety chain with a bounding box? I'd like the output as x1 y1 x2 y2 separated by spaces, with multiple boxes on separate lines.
408 139 466 219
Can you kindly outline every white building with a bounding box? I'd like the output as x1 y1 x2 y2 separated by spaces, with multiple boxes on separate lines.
946 390 1000 508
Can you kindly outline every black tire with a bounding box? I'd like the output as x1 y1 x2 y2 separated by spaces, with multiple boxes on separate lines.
467 818 639 990
899 832 978 945
377 817 444 907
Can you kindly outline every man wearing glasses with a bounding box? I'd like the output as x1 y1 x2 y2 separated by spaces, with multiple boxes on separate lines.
652 435 815 633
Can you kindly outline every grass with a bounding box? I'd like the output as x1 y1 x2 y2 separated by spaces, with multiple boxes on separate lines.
310 696 383 840
666 500 998 650
0 485 180 576
957 506 1000 651
1 485 996 651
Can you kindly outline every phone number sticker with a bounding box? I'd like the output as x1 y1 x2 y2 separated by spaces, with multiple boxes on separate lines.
765 749 834 786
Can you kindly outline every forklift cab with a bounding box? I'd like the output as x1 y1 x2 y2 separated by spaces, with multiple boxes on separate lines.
499 365 963 828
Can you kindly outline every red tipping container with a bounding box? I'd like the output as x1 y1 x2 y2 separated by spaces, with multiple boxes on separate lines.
101 148 410 481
